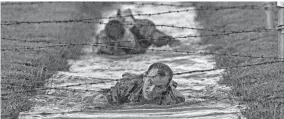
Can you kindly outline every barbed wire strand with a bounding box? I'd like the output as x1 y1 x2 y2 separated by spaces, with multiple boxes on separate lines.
1 2 54 5
2 60 283 97
1 20 216 32
175 28 276 38
120 2 194 7
1 37 63 44
1 2 191 7
1 1 264 10
1 5 266 26
81 21 217 32
82 21 278 33
1 29 275 43
1 18 276 35
3 59 284 90
2 39 283 60
173 60 284 75
1 2 269 11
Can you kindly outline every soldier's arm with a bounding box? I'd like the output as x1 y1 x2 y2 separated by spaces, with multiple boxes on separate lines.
169 83 185 104
104 73 143 105
92 31 110 54
112 42 127 55
151 29 173 47
93 31 126 55
170 80 178 88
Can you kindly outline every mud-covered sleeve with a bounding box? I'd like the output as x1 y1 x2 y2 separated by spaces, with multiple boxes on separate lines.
106 73 143 105
170 80 178 88
92 30 110 54
161 80 185 105
170 86 186 103
93 30 126 55
150 29 173 47
158 84 185 105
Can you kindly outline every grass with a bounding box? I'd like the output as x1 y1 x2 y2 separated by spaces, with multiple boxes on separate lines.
194 2 284 119
1 2 116 119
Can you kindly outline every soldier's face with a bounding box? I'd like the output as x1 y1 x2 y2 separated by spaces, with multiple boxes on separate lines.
142 69 170 100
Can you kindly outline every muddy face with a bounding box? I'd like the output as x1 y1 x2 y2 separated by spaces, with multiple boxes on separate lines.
142 68 171 100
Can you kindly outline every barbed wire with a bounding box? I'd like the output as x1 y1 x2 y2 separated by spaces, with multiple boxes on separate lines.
2 38 283 60
175 28 276 38
2 60 283 97
119 2 194 7
1 2 268 11
1 20 216 32
2 61 283 116
81 21 217 32
1 19 91 26
4 60 284 90
1 2 264 10
1 44 70 52
1 2 55 5
2 17 276 35
83 21 277 33
1 2 192 7
1 41 281 59
1 5 265 26
1 37 63 44
173 60 284 75
1 28 276 46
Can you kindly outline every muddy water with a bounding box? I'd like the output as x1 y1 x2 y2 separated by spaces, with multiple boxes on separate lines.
19 3 246 119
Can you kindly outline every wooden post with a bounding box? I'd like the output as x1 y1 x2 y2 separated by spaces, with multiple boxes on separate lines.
277 2 284 60
265 3 273 29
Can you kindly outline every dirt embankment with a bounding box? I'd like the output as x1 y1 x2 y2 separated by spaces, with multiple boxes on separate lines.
194 2 284 119
1 2 117 118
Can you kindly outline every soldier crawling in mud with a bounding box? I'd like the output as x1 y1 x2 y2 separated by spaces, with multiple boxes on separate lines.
86 62 185 107
92 9 181 55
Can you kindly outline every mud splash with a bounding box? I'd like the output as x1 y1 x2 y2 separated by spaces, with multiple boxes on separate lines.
19 3 246 119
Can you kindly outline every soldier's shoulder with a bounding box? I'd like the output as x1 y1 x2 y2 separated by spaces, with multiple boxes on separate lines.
120 73 143 83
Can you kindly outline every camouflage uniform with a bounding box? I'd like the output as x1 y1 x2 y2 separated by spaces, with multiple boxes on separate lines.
93 9 181 55
93 20 146 55
93 28 146 55
104 73 185 105
130 19 175 48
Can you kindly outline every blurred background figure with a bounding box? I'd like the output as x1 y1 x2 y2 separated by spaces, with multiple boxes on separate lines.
83 62 185 107
92 9 181 55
